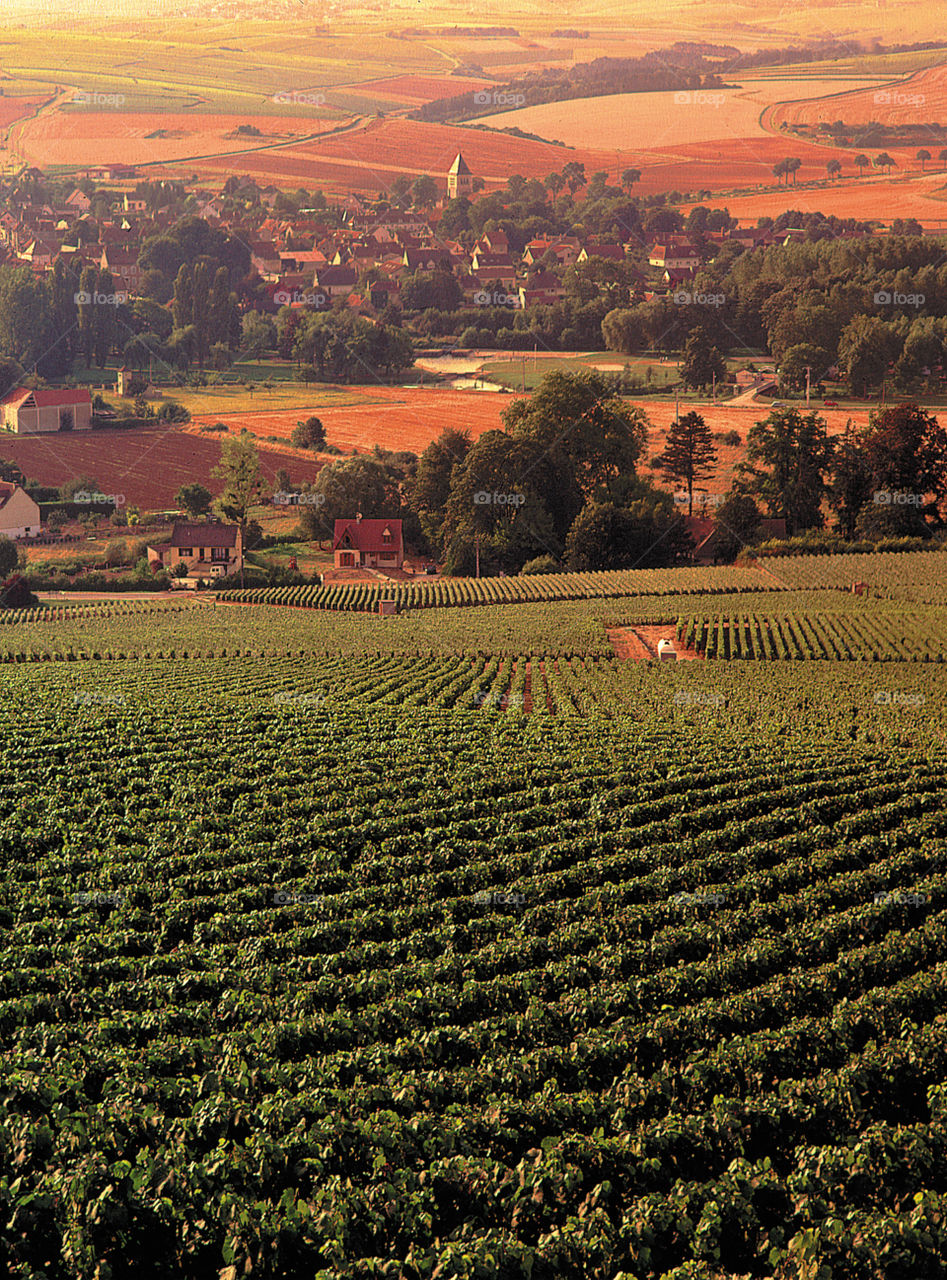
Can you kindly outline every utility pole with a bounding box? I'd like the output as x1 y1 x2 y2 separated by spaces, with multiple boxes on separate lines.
475 531 480 578
712 371 716 404
805 364 811 408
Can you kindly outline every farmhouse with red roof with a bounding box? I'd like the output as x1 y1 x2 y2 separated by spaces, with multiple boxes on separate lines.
333 516 403 570
0 387 92 434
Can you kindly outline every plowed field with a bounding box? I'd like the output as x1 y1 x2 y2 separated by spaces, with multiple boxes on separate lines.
191 116 613 190
767 65 947 129
15 111 344 168
191 388 875 493
189 386 509 455
0 428 318 510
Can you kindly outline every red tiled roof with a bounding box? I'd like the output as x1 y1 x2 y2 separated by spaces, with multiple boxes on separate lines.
333 518 403 555
1 387 91 408
169 521 239 549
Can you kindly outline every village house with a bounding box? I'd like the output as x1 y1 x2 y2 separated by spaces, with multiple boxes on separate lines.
648 241 702 271
148 521 243 580
523 236 582 268
469 248 517 283
577 242 626 263
684 516 787 564
100 245 141 291
0 483 41 538
0 387 92 434
333 516 404 570
313 263 357 299
64 189 92 215
517 270 565 307
17 238 58 270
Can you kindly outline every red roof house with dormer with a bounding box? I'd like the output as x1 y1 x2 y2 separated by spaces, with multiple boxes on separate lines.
333 517 403 569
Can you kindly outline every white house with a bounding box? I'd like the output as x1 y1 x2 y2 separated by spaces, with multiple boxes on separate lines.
0 483 41 538
0 387 93 434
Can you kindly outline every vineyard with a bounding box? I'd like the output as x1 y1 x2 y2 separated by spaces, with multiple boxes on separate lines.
759 550 947 604
678 611 947 662
2 572 947 1278
218 565 782 613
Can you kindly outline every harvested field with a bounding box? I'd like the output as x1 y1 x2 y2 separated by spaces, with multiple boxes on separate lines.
181 111 882 200
472 78 884 151
627 134 897 198
15 110 346 168
0 428 318 510
767 64 947 129
192 115 611 190
0 95 47 129
189 386 509 456
354 73 493 104
189 388 878 488
680 170 947 222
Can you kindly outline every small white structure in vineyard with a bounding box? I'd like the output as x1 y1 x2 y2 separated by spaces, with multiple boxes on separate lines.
658 639 678 661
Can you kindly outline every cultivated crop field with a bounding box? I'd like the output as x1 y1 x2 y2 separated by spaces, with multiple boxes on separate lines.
14 110 348 169
474 77 884 152
0 427 317 509
1 569 947 1276
189 387 510 457
767 64 947 130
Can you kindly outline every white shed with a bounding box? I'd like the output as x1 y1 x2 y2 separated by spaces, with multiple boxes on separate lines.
658 639 678 661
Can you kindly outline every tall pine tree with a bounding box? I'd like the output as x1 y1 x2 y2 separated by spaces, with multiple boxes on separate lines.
655 410 717 516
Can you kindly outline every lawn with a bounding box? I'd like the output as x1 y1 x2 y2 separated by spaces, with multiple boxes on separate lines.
478 353 682 393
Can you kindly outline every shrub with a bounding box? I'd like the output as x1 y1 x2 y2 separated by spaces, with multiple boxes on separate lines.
520 555 559 575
